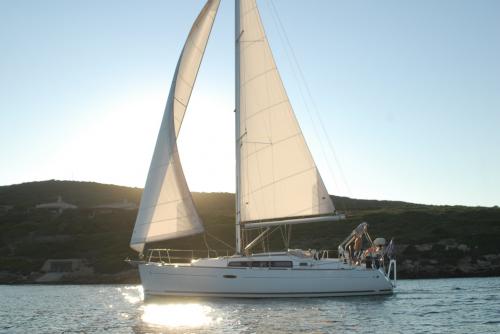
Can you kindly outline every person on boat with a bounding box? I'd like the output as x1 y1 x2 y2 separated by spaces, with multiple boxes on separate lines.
348 245 354 264
364 246 377 257
342 249 350 264
353 235 362 261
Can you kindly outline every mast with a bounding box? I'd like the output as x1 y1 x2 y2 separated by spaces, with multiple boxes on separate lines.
235 0 242 254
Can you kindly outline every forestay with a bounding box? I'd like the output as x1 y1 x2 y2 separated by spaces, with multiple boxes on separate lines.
130 0 220 253
237 0 335 224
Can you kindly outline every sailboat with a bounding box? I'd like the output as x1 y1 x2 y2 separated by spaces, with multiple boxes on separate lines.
129 0 396 298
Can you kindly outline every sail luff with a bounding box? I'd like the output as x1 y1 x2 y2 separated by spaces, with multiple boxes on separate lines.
130 0 221 253
237 0 335 224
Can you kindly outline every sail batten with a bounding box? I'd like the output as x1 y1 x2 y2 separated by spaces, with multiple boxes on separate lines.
130 0 220 253
237 0 335 224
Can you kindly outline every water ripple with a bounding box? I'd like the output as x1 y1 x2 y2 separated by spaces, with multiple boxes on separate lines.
1 277 500 333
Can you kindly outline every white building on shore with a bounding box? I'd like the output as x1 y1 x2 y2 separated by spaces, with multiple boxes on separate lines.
35 196 77 214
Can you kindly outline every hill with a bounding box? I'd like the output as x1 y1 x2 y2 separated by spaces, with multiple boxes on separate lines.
0 180 499 282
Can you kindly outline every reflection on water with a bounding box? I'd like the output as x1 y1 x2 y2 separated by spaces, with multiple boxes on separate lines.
120 285 143 305
142 303 216 328
1 278 499 333
120 286 218 330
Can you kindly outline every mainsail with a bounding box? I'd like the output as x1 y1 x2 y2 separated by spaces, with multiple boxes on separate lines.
236 0 335 225
130 0 220 252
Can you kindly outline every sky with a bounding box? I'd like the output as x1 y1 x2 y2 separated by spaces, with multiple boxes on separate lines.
1 0 499 207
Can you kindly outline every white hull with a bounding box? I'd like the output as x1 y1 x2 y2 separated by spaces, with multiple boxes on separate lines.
139 254 394 298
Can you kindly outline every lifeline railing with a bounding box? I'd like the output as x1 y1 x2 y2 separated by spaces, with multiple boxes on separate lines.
145 248 339 264
146 249 232 264
319 249 338 259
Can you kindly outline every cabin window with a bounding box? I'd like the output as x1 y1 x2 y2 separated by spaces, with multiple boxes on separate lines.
270 261 293 268
299 262 308 267
251 261 269 268
228 261 292 268
228 261 250 267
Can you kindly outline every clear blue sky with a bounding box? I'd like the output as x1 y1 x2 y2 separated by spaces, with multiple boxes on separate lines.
1 0 499 207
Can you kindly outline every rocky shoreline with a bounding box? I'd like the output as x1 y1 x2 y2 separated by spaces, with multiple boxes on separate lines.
0 269 141 285
3 239 500 284
396 240 500 279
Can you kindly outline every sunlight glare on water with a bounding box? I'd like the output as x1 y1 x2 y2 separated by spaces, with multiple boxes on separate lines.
142 303 217 328
120 285 220 330
120 285 143 305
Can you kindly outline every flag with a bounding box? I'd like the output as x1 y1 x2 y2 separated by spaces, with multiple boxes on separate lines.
385 238 395 259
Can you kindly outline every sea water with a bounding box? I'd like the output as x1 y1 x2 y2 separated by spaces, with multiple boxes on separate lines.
1 277 499 333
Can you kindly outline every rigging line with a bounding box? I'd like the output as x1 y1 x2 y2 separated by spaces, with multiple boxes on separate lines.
265 1 339 195
279 225 287 248
203 233 212 254
267 225 284 250
261 227 267 253
268 0 353 198
266 226 271 252
206 231 235 250
287 224 292 249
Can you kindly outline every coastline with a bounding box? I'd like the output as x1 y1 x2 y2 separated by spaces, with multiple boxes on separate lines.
2 267 500 285
1 181 499 286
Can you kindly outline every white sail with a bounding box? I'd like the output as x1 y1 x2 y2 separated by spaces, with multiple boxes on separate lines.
237 0 335 224
130 0 220 253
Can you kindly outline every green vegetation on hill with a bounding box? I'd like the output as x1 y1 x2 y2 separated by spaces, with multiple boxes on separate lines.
0 180 499 279
0 180 143 208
